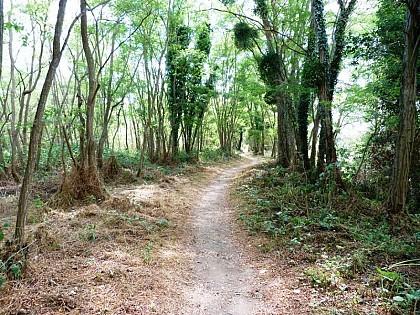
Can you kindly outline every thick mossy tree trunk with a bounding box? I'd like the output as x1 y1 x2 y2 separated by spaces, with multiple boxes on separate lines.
297 23 316 170
388 0 420 218
313 0 356 186
167 24 190 157
14 0 68 245
276 95 289 166
255 0 290 166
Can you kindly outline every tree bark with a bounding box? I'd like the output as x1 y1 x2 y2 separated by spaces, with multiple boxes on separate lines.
313 0 355 186
8 1 20 182
14 0 68 245
81 0 98 171
389 0 420 217
97 31 116 169
0 0 3 83
0 0 3 173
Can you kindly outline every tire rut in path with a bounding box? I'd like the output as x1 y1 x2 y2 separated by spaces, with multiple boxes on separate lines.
184 158 264 314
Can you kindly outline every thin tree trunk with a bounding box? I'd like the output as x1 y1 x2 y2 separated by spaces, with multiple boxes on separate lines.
0 0 3 85
81 0 98 171
310 108 319 167
14 0 68 245
0 0 4 173
8 2 19 182
97 31 116 168
19 18 46 155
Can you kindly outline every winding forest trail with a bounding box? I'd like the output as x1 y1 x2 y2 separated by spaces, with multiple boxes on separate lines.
182 157 269 314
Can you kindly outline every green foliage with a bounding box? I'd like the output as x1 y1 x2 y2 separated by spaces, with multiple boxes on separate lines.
257 52 282 85
103 149 139 170
0 235 29 285
155 219 170 228
253 0 269 18
306 268 332 288
220 0 235 5
167 20 213 155
171 151 196 163
32 196 44 210
196 23 211 55
233 22 258 51
0 258 24 281
142 240 154 264
199 148 231 162
4 21 24 32
9 263 22 279
80 224 97 242
376 267 420 313
237 163 420 312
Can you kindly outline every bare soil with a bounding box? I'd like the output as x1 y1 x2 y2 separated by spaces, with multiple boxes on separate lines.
0 158 308 314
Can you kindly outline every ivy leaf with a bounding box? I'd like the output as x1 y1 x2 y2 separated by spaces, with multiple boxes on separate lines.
0 229 4 242
408 290 420 300
392 296 405 303
0 260 6 272
9 264 21 279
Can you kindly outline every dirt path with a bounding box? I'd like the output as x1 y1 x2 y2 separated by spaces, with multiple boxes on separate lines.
183 158 269 314
0 158 288 314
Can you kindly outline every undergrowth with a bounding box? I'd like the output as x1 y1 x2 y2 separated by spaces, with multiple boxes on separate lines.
236 163 420 314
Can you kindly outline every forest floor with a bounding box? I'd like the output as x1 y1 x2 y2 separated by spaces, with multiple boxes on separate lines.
0 156 309 314
0 156 417 314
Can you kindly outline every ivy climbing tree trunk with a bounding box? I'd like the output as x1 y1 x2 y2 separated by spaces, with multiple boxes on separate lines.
167 23 188 157
254 0 290 167
313 0 356 184
298 17 316 170
14 0 68 245
389 0 420 218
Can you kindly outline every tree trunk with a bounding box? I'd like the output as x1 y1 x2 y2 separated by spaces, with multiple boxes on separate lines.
81 0 98 172
8 2 20 182
0 0 3 85
310 107 319 168
14 0 68 245
298 13 316 170
277 95 289 166
20 17 46 156
389 0 420 217
313 0 355 186
97 31 116 169
0 0 4 173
